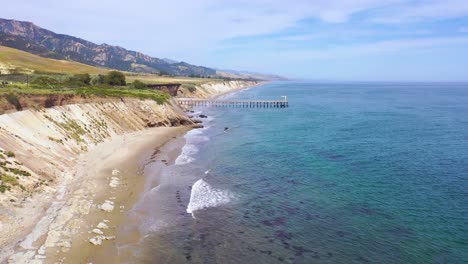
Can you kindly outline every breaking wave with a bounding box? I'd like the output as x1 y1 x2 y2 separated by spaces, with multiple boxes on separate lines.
186 179 235 216
174 127 209 165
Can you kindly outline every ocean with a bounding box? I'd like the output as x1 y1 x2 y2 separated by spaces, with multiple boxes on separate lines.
123 82 468 263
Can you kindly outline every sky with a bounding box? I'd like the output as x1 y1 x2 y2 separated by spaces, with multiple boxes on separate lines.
3 0 468 81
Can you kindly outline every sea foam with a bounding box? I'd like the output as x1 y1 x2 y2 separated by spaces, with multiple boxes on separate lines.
186 179 235 216
174 126 209 165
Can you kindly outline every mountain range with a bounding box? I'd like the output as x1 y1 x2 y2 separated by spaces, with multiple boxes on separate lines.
0 18 215 76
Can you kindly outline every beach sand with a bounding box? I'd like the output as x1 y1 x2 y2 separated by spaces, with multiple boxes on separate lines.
8 126 190 263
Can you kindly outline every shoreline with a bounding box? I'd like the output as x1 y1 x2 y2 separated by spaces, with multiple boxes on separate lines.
7 126 190 263
1 80 265 263
212 81 268 99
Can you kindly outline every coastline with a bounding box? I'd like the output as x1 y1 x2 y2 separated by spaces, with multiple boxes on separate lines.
0 80 265 263
8 126 190 263
211 81 268 99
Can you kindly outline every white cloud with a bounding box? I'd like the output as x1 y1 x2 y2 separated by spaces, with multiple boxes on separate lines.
272 37 468 60
2 0 468 76
369 0 468 23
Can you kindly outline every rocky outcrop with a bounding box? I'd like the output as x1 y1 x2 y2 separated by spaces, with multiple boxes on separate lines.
0 18 216 76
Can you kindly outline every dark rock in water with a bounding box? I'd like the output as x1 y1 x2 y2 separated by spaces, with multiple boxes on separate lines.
193 124 204 129
261 217 287 227
336 231 346 237
188 115 194 118
199 114 208 118
291 245 311 257
285 207 299 215
287 179 297 184
274 217 286 226
183 245 193 251
305 213 321 220
353 206 377 216
224 127 229 131
247 247 257 252
192 119 203 123
261 220 273 227
355 256 371 263
275 230 293 240
190 110 195 113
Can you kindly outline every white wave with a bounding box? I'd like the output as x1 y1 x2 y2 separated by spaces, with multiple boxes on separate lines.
204 169 211 175
186 179 235 216
175 143 198 165
174 125 210 165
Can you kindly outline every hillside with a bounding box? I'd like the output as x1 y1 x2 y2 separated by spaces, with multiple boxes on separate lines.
0 45 108 74
0 18 215 76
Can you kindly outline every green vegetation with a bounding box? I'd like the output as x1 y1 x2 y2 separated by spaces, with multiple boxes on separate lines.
1 71 171 105
0 174 17 193
5 151 15 158
5 94 22 110
66 73 91 86
106 71 126 86
31 76 60 87
48 136 64 144
184 83 197 93
131 80 146 89
0 185 9 193
75 86 170 104
3 167 31 176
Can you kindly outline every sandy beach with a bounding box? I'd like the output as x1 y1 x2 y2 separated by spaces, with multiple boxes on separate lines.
7 126 190 263
0 81 261 263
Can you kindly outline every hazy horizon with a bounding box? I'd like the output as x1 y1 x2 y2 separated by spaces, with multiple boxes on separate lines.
4 0 468 81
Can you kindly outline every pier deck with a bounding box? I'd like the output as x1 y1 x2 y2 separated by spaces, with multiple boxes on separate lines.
175 98 289 108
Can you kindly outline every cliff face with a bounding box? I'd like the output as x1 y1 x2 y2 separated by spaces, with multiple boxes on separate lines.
0 18 216 76
0 98 190 233
178 80 262 98
0 80 259 260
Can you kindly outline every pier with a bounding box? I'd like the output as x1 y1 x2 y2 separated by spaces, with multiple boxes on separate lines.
175 96 289 108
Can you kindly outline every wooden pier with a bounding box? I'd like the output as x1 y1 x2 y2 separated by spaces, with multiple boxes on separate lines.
175 97 289 108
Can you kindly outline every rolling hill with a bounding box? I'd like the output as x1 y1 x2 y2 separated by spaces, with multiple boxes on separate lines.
0 18 215 76
0 45 108 75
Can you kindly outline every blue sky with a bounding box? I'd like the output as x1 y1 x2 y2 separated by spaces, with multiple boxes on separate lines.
4 0 468 81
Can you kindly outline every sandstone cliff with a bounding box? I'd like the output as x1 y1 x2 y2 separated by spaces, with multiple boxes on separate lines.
0 79 259 261
178 80 262 98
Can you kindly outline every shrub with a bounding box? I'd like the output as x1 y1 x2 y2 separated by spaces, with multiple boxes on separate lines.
31 76 59 87
66 73 91 86
188 86 197 93
1 174 18 185
91 74 107 85
4 94 22 111
5 151 15 158
106 71 126 86
131 80 146 89
0 185 9 193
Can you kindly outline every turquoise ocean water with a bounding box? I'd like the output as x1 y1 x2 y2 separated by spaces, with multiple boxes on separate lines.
127 82 468 263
